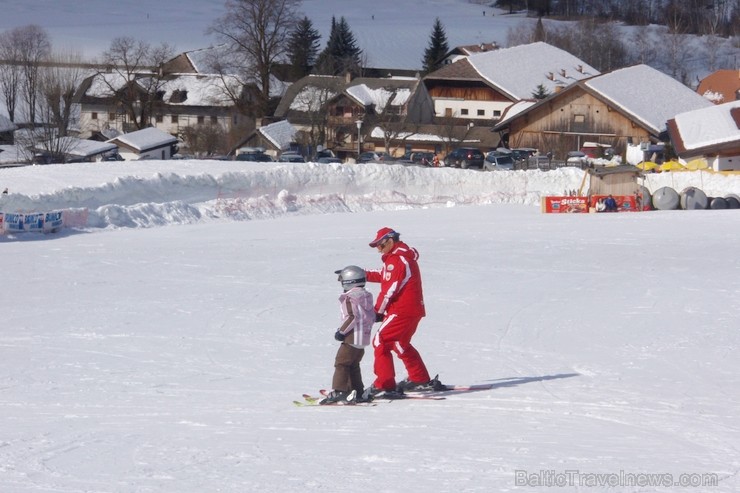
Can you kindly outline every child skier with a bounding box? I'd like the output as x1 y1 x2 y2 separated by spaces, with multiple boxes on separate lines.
319 265 375 405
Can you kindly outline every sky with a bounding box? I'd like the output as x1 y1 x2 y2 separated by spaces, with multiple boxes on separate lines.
1 159 740 492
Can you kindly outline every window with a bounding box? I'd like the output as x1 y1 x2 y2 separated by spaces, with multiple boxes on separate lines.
171 115 178 124
493 110 501 118
574 114 585 123
155 115 163 123
109 113 116 120
211 116 218 124
460 108 469 116
197 116 205 124
477 109 485 116
91 112 98 120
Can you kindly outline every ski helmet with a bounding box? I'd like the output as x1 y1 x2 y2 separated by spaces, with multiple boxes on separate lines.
335 265 366 289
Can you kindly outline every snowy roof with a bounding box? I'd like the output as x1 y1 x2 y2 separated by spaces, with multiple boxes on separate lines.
669 100 740 153
258 120 297 151
183 46 222 74
59 137 118 157
85 73 133 97
466 42 600 100
585 64 714 135
158 74 239 107
107 127 177 152
370 127 446 142
499 100 537 121
285 76 343 113
0 144 23 163
345 84 411 113
0 114 17 133
85 72 239 107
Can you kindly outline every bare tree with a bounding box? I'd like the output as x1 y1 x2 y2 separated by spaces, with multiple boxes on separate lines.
37 49 88 138
208 0 300 117
290 78 342 154
658 21 692 82
181 123 228 157
9 25 52 124
100 37 174 131
0 30 22 122
631 27 659 66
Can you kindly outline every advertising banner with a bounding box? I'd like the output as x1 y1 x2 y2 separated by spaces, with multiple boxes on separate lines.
1 210 66 233
590 195 638 212
541 196 589 213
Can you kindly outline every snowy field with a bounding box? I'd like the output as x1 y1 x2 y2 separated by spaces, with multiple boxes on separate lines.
1 160 739 492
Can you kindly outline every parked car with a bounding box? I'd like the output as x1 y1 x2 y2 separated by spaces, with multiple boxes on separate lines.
278 152 305 163
317 156 342 164
102 152 124 162
483 151 516 171
236 152 274 162
566 151 589 167
401 151 435 166
358 151 393 163
444 147 484 169
511 148 537 162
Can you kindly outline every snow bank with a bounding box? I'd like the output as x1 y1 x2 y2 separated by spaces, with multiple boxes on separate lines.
1 160 740 231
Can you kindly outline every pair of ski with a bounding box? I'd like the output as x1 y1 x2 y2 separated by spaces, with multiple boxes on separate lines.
294 388 453 407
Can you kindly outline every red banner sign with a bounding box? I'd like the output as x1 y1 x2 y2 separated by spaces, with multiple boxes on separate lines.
541 196 590 213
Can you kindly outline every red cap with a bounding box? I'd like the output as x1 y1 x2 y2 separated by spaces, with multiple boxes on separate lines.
369 227 397 247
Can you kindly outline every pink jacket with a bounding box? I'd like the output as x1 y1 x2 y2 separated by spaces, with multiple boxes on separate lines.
366 240 426 318
337 287 374 347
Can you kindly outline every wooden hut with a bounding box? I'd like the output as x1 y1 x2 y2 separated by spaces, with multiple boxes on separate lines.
583 164 645 211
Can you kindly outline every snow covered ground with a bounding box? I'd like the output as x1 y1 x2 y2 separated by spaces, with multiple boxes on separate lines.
1 160 739 492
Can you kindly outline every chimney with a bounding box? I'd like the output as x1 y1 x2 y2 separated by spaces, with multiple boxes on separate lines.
577 64 583 73
546 72 554 80
345 72 352 84
560 69 567 78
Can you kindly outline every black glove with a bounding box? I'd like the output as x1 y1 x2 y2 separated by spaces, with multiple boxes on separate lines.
334 331 346 341
375 312 384 323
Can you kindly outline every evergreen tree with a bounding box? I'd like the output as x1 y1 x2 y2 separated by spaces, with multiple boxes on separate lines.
422 18 449 74
287 17 321 79
315 16 363 76
532 83 550 99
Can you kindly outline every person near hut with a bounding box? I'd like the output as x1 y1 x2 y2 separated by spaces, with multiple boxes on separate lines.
604 194 618 212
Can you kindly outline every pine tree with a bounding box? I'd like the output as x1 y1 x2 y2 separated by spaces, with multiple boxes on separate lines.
287 17 321 79
422 18 449 75
532 84 550 99
315 16 363 76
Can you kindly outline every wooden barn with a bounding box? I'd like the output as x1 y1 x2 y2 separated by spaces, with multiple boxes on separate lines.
493 65 713 161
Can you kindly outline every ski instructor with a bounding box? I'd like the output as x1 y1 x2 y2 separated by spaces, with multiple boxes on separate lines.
363 227 445 399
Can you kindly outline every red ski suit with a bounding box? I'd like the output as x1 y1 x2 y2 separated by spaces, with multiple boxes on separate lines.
366 240 430 390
